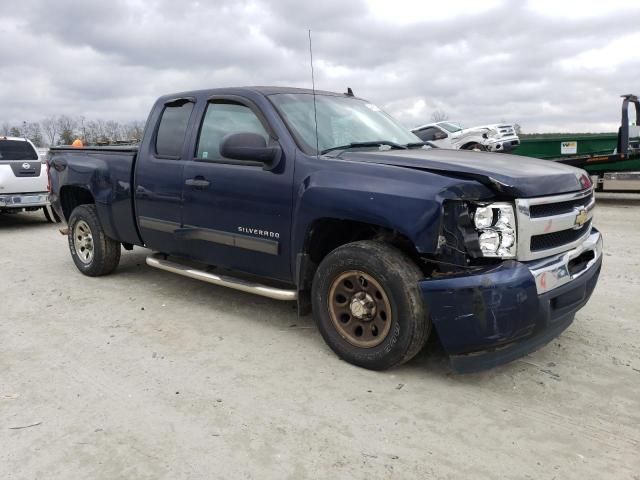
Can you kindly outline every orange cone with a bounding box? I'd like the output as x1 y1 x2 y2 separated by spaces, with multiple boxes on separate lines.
71 139 83 147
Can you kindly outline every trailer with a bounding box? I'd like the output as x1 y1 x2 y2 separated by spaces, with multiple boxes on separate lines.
514 94 640 192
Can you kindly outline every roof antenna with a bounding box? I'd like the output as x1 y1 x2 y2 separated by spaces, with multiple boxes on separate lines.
345 87 354 97
308 29 319 158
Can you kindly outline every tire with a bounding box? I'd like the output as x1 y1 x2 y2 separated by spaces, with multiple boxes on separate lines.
67 204 121 276
463 142 488 151
311 240 431 370
43 205 61 223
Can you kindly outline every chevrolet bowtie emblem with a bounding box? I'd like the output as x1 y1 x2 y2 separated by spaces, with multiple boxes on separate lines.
574 208 589 228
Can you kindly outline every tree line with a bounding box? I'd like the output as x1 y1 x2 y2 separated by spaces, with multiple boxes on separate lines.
1 116 145 147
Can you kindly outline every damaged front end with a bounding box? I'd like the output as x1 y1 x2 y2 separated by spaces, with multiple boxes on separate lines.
419 198 603 373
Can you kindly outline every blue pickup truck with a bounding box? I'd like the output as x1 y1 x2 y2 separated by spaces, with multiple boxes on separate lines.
48 87 602 372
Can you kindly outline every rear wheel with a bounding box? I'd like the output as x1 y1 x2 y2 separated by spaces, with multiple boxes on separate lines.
312 241 430 370
67 204 121 276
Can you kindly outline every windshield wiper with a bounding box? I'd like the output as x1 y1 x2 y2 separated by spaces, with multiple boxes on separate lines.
405 141 437 149
320 140 408 155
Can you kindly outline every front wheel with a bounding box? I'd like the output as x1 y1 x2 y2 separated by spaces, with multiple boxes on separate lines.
67 204 121 276
311 241 431 370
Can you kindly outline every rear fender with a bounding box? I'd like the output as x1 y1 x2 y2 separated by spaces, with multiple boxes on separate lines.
52 153 119 239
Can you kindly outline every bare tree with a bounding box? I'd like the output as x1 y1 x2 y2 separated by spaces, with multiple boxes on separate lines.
23 122 44 147
122 120 144 142
56 115 78 145
431 110 449 122
2 115 145 146
104 120 121 142
514 123 522 135
41 116 59 146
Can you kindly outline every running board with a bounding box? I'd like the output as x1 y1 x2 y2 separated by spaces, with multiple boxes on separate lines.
145 253 297 301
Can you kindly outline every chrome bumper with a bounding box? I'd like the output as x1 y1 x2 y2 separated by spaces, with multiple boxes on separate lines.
528 229 603 294
0 192 49 208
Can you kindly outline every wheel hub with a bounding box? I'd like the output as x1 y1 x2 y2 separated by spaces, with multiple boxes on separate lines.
73 220 94 264
349 292 376 320
327 270 392 348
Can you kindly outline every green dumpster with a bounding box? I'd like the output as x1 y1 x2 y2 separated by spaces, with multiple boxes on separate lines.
513 134 617 160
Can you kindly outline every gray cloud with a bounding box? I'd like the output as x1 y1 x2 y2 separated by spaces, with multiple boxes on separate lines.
1 0 639 132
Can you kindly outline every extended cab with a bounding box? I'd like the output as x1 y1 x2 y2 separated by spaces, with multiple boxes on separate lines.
48 87 602 372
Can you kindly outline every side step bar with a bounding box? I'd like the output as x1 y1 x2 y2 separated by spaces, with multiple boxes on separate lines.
146 253 297 301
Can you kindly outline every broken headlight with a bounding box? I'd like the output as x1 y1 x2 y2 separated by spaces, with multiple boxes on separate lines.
471 203 516 258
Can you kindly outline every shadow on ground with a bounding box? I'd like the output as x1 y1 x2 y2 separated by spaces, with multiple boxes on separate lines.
0 210 54 229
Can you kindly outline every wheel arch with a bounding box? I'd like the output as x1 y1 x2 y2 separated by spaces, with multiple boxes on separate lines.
295 217 426 315
59 185 95 221
461 141 485 150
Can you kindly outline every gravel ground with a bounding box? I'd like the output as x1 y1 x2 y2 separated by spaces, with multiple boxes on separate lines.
1 196 639 480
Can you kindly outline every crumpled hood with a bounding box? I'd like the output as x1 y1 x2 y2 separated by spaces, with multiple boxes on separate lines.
337 148 589 198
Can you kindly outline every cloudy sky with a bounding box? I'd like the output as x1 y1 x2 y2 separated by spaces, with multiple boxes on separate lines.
1 0 639 133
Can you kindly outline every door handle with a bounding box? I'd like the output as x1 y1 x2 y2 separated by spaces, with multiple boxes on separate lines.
185 177 210 188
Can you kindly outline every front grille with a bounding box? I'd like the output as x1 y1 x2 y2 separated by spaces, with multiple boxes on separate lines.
531 221 591 251
529 191 593 218
515 188 595 261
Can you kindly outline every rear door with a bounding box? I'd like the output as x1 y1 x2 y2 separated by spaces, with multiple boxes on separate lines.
134 98 195 254
0 139 47 197
179 97 294 282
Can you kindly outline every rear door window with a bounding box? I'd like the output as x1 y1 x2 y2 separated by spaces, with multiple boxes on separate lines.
0 140 38 160
155 99 194 158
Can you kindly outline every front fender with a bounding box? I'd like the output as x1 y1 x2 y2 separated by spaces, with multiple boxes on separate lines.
292 165 456 253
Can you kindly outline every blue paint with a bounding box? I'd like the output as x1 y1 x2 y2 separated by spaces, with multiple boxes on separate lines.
48 87 603 370
421 252 602 371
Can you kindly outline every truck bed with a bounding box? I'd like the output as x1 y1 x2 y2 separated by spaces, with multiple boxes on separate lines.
49 145 140 153
48 146 141 245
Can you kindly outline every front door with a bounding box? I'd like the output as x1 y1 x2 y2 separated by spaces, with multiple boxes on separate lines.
180 98 294 283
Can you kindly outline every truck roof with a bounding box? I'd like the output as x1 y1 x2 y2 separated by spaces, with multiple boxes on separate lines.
157 86 361 102
1 136 31 142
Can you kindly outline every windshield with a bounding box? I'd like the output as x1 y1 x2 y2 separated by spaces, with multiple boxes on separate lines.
0 140 38 160
270 93 420 154
438 122 463 133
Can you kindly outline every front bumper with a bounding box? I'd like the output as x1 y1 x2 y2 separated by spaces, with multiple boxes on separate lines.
419 228 602 373
0 192 49 209
487 138 520 152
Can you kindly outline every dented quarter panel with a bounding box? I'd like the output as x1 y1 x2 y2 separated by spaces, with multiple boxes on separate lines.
48 149 140 245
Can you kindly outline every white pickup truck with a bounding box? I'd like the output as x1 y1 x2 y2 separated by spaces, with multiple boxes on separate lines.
0 136 58 221
412 121 520 152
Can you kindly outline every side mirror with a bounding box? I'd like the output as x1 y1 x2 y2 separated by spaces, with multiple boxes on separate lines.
220 132 281 169
433 131 448 140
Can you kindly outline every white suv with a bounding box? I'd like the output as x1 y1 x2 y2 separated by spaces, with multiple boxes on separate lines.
0 136 58 221
412 121 520 152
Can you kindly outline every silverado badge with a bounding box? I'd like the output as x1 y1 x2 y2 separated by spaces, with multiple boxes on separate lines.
574 208 589 228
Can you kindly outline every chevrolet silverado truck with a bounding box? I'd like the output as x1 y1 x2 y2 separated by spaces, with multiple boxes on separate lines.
0 136 59 221
48 87 602 372
412 121 520 152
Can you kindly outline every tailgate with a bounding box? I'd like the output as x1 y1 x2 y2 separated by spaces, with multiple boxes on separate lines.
0 161 48 194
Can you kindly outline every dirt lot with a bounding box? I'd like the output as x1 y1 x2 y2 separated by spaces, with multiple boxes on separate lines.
1 195 639 480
